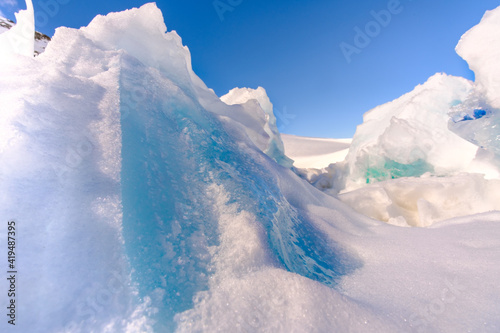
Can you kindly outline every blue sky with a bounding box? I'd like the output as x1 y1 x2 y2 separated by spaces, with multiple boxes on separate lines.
1 0 499 138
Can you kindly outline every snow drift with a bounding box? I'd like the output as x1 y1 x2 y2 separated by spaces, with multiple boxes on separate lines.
1 2 500 333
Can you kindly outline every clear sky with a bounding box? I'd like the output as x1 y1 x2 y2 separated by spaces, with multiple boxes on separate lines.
1 0 499 138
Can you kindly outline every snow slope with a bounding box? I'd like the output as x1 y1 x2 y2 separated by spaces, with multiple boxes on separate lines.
0 2 499 333
281 133 351 169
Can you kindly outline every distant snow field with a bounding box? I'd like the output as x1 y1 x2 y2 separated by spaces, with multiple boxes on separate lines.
281 134 351 168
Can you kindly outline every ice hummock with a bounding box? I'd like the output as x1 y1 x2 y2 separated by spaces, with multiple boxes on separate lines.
0 2 500 333
221 87 293 167
341 73 479 191
329 73 500 227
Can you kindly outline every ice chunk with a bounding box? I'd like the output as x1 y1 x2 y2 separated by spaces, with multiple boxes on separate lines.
448 89 500 157
343 73 478 191
448 7 500 164
221 87 293 167
81 3 192 87
473 109 487 119
456 6 500 109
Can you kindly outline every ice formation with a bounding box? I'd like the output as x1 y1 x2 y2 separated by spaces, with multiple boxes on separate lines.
0 2 499 333
456 7 500 109
339 5 500 194
449 6 500 159
221 87 293 167
342 73 478 191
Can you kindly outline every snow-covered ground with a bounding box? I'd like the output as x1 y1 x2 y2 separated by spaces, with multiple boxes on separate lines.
0 1 499 332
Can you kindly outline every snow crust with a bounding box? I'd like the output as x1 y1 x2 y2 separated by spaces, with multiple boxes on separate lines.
0 2 499 333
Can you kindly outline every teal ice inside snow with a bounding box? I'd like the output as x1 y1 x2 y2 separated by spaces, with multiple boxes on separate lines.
365 158 434 184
